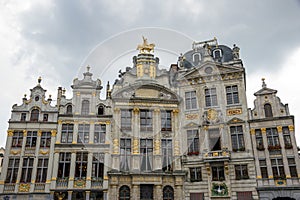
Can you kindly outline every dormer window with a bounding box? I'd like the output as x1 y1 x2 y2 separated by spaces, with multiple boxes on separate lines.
213 49 222 59
43 114 48 122
21 113 26 122
81 100 90 115
193 53 201 63
264 103 273 118
98 105 104 115
30 109 39 122
66 105 73 115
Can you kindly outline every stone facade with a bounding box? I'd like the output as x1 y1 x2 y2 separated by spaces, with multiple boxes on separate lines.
0 38 299 200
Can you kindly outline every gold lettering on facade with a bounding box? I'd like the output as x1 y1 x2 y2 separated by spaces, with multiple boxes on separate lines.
226 108 242 116
185 114 199 120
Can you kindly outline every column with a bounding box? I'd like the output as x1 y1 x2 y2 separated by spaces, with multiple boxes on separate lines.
288 125 300 179
68 191 73 200
47 130 57 190
173 109 181 171
56 120 62 144
103 153 109 189
261 128 274 185
132 108 140 171
132 184 139 199
103 190 108 200
154 184 162 200
174 185 183 200
250 129 263 185
73 121 79 144
85 191 90 200
153 109 161 171
50 152 59 189
277 126 291 184
86 152 93 189
89 121 95 144
69 152 76 188
111 108 120 170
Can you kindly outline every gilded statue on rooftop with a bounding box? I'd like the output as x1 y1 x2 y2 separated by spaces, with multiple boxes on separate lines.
137 36 155 53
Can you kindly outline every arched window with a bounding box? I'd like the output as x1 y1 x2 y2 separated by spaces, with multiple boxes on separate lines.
119 185 130 200
66 105 73 114
98 105 104 115
193 53 201 63
30 109 39 122
81 100 90 115
264 103 273 118
213 49 222 59
163 186 174 200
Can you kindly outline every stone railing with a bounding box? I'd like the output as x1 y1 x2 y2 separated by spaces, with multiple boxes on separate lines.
203 149 230 162
91 178 103 188
34 183 45 191
56 178 68 188
3 183 15 192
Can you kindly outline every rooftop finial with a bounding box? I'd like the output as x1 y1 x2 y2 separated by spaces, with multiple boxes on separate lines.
137 36 155 53
262 78 267 88
38 76 42 84
87 65 90 72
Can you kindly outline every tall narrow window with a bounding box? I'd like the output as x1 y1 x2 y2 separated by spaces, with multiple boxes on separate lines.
267 128 280 149
43 114 48 122
140 110 153 131
120 138 131 171
190 167 202 182
205 88 218 107
78 124 90 143
121 110 132 131
25 131 37 148
61 124 73 143
230 126 245 152
212 165 225 181
271 158 285 179
209 128 221 151
36 158 48 182
161 111 172 131
193 53 201 63
21 113 27 121
81 100 90 115
75 152 88 178
119 185 130 200
92 153 104 179
255 129 264 150
12 131 23 147
58 152 71 178
226 85 239 105
163 186 174 200
162 139 172 172
140 139 153 172
283 126 292 148
185 91 197 110
66 105 73 114
259 159 268 179
187 130 199 155
288 158 298 178
5 158 19 183
20 157 34 183
235 165 249 180
94 124 106 143
40 131 51 148
30 109 39 121
140 185 153 200
213 49 222 59
264 103 273 118
98 106 104 115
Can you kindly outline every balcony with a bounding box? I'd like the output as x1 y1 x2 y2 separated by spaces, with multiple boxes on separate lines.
3 183 15 193
91 177 103 189
56 178 68 188
34 183 45 192
203 149 230 162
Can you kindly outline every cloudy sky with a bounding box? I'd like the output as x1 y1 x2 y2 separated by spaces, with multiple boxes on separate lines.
0 0 300 148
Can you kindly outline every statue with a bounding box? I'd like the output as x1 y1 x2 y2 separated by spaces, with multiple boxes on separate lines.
136 36 155 53
233 44 240 60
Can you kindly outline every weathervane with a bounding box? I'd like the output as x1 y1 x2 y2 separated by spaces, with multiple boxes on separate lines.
136 36 155 53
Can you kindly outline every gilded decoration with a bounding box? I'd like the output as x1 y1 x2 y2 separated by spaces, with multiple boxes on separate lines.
74 179 86 188
226 108 242 116
250 129 255 135
51 130 57 137
133 138 139 154
261 128 266 134
39 150 49 155
174 140 180 156
185 113 198 120
113 139 119 154
172 109 179 115
10 150 21 155
133 107 140 114
23 130 27 136
136 36 155 53
257 176 262 179
277 126 283 133
7 130 13 136
288 125 294 131
154 139 160 154
38 130 42 136
207 109 218 121
19 183 30 192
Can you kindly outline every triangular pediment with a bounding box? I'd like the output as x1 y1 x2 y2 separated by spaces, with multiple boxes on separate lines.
227 117 244 124
254 87 277 96
183 122 200 129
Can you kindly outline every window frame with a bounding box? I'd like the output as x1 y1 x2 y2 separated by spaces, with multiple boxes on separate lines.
121 110 132 131
61 124 74 143
205 88 218 107
81 100 90 115
185 91 197 110
226 85 239 105
58 152 71 178
212 165 225 181
161 110 172 132
162 139 173 172
259 159 268 179
25 131 37 148
30 109 39 122
5 158 20 183
75 152 88 178
187 130 199 155
36 158 48 183
40 131 51 148
120 138 131 171
94 124 106 143
20 157 34 183
190 167 202 182
140 110 153 132
235 164 249 180
230 126 245 152
12 131 23 148
140 139 153 172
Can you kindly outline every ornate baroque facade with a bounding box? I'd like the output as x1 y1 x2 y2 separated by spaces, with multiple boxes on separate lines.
0 38 300 200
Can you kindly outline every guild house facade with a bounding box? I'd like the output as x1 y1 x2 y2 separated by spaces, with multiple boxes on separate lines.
0 37 300 200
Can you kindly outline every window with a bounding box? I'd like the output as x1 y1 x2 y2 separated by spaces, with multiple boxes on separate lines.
40 131 51 148
140 139 153 172
66 105 72 114
230 126 245 152
78 124 90 143
140 185 153 200
264 103 273 118
120 138 131 171
259 159 268 179
25 131 37 148
119 185 130 200
61 124 73 143
140 110 153 131
205 88 218 107
213 49 222 59
58 152 71 178
121 110 132 131
190 167 202 182
190 193 204 200
226 85 239 105
209 128 221 151
288 158 298 178
161 111 172 131
21 113 26 121
5 158 19 183
187 130 199 155
193 53 201 63
185 91 197 110
162 139 173 172
92 153 104 179
36 158 48 182
212 166 225 181
12 131 23 147
267 128 280 149
237 192 252 200
271 158 285 179
30 109 39 121
81 100 90 115
43 114 48 122
20 157 34 183
98 106 104 115
283 127 292 148
75 152 88 178
163 186 174 200
94 124 106 143
255 129 264 150
235 165 249 180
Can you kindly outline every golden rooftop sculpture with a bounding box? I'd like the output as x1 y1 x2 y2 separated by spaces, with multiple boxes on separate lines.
137 36 155 53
